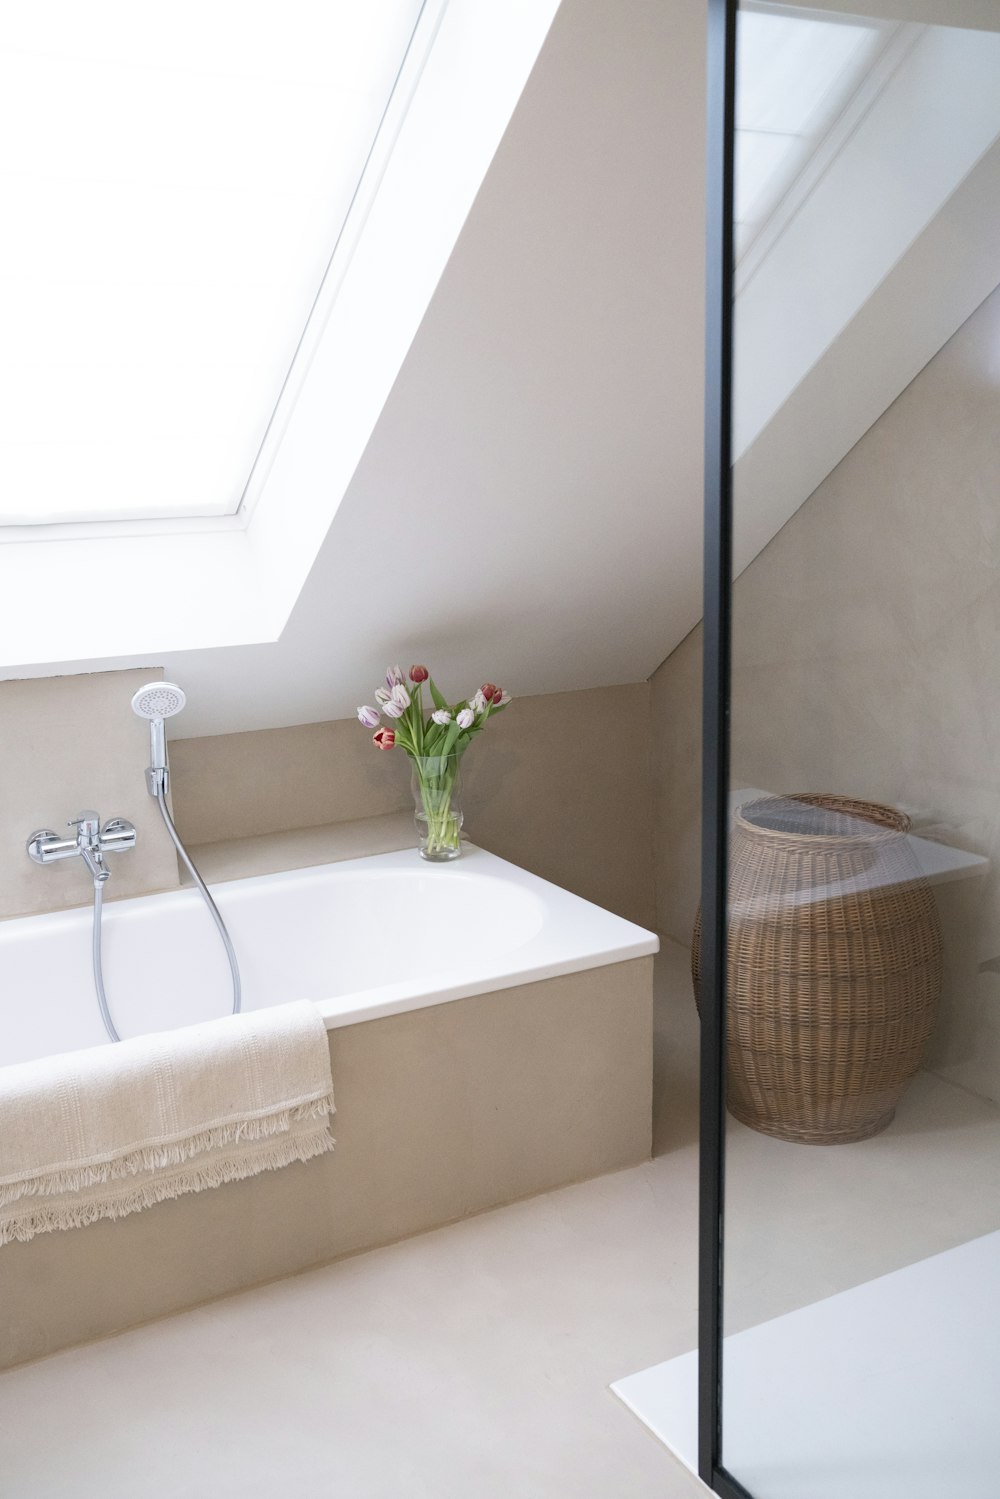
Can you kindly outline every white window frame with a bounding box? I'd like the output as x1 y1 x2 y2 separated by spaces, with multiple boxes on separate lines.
0 0 562 670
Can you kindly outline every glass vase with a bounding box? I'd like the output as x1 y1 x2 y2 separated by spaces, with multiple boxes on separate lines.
410 754 464 862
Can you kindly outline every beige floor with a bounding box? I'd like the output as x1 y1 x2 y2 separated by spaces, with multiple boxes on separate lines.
2 943 1000 1499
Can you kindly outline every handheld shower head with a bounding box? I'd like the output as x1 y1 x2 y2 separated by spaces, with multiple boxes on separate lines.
131 682 187 721
131 681 186 788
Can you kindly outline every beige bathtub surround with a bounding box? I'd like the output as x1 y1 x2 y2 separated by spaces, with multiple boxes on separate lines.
171 683 656 928
0 1001 334 1246
0 669 180 919
0 958 652 1369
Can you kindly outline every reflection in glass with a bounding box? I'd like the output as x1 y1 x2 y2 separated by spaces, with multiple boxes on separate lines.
735 7 886 254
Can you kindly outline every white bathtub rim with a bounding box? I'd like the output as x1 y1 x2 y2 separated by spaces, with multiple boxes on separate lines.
2 844 659 1035
316 930 659 1029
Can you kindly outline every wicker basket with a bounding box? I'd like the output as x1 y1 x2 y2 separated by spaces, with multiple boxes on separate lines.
693 794 943 1144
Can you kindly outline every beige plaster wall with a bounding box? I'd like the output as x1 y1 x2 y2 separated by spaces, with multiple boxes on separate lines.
462 684 654 928
0 670 181 919
0 674 654 928
167 717 409 842
170 683 656 929
651 283 1000 1098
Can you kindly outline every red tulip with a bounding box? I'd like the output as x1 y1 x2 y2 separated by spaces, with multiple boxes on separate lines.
409 665 429 683
373 727 396 750
481 682 499 703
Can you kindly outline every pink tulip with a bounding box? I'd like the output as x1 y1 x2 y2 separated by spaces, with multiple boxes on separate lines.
373 727 395 750
409 665 429 683
356 705 380 728
481 682 499 702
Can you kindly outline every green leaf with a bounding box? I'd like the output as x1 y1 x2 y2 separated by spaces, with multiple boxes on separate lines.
411 683 424 754
428 676 448 712
441 719 462 757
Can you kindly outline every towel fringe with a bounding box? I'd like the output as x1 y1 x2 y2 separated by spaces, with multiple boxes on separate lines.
0 1094 335 1207
0 1124 335 1245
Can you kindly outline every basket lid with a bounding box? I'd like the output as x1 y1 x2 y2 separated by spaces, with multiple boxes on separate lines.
736 794 910 842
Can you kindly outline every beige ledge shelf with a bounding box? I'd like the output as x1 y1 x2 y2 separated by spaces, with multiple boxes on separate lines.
183 811 416 887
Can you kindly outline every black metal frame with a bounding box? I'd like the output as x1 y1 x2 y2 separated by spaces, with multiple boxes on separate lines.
698 1 751 1495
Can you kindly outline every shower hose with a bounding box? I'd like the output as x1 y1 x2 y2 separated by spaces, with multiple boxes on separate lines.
91 786 242 1044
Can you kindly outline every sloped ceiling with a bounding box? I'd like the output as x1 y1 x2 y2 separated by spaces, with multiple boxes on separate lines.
36 0 1000 739
159 0 708 737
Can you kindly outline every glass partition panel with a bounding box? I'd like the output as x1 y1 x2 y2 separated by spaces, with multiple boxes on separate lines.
722 3 1000 1495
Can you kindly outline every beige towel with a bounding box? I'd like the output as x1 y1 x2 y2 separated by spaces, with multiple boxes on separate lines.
0 1001 335 1245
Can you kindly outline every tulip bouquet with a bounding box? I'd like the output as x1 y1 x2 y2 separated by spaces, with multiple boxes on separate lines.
357 665 511 860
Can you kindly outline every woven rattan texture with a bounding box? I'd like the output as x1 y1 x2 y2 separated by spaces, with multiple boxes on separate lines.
693 794 943 1144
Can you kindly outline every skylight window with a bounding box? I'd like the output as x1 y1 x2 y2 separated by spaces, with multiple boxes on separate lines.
735 5 885 257
0 0 425 526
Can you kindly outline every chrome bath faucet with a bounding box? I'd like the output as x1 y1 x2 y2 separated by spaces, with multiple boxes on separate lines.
27 811 137 885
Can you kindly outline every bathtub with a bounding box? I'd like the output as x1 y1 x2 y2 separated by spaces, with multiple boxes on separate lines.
2 844 657 1066
0 843 658 1369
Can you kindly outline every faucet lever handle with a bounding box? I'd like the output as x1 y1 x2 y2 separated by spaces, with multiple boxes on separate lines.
68 811 101 839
